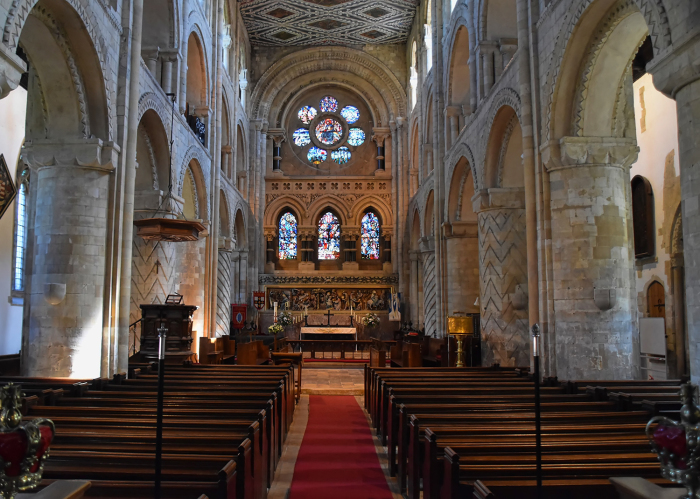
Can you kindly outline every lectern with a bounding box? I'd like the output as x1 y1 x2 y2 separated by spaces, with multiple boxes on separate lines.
139 303 198 363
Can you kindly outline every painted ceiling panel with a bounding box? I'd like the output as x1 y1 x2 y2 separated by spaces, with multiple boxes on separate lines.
239 0 420 46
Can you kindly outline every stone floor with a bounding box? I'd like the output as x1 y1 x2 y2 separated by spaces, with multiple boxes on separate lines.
301 367 364 395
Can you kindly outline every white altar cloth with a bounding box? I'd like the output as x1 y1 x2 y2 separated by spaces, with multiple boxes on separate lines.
300 327 357 336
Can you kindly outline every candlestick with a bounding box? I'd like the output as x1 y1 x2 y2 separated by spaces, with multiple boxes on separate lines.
273 301 278 323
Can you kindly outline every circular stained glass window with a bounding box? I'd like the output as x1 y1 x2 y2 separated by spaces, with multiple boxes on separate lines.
320 96 338 113
298 106 317 124
293 128 310 147
315 118 343 146
347 128 366 146
307 147 327 164
331 146 351 165
340 106 360 124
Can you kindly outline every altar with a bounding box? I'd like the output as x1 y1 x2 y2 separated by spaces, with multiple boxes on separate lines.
300 327 357 341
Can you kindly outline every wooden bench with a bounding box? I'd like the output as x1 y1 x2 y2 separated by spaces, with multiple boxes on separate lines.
390 342 422 367
237 341 270 366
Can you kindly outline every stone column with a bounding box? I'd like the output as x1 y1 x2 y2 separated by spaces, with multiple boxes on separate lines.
216 237 233 337
268 128 286 172
221 145 232 179
372 128 391 172
231 251 240 303
145 48 159 77
264 229 276 274
178 230 207 341
473 188 529 367
22 140 118 377
672 254 687 377
410 251 419 324
161 56 174 94
446 107 460 149
443 221 480 316
239 251 248 305
647 29 700 381
419 237 437 335
542 137 639 379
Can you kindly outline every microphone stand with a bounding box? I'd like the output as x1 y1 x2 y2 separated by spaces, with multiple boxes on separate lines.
155 320 168 499
532 324 542 499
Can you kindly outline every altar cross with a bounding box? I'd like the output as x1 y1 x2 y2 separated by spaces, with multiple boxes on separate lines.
325 309 334 326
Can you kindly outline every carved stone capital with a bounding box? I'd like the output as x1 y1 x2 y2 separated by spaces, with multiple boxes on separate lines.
222 145 233 154
541 136 639 172
0 44 25 100
267 127 287 147
419 236 435 253
647 28 700 98
219 236 234 251
471 188 525 213
23 138 120 173
371 127 392 147
264 228 277 241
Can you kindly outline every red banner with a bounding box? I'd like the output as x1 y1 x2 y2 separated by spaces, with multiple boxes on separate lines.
231 304 247 329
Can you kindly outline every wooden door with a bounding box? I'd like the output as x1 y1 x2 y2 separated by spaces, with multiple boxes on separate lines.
648 281 665 318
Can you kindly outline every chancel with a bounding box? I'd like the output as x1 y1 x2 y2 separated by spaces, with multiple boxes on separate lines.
0 0 697 497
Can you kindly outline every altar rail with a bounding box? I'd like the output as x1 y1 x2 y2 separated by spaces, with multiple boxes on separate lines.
287 340 373 359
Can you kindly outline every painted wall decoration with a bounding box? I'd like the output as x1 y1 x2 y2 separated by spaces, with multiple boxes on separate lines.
0 155 17 221
268 287 391 311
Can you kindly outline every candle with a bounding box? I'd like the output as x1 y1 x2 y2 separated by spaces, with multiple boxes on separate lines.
273 302 278 322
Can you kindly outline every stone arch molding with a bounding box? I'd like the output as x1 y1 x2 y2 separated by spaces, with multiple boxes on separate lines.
178 144 211 220
251 47 407 125
443 12 476 105
445 143 477 193
220 188 235 240
138 92 174 143
479 87 521 185
541 0 672 143
349 195 393 227
3 0 114 139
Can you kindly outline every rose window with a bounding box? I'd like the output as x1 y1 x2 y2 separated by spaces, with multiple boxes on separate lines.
292 95 367 166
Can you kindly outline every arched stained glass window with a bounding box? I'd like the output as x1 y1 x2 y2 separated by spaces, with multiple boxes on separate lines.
13 182 27 291
318 211 340 260
361 212 380 260
278 211 298 260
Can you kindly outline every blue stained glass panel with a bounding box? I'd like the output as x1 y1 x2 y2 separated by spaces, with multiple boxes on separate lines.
307 147 327 164
361 212 380 260
293 128 310 147
340 106 360 124
320 96 338 113
298 106 317 124
347 128 365 146
331 146 351 165
318 211 341 260
278 212 298 260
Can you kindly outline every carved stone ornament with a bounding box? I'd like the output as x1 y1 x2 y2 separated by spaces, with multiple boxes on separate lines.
542 136 639 172
259 274 399 285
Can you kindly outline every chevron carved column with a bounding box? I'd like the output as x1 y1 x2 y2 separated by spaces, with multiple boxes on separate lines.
419 237 437 336
216 238 233 336
473 188 529 367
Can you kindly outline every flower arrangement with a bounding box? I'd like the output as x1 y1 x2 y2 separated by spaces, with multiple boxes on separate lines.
278 311 294 326
268 323 284 336
362 313 380 328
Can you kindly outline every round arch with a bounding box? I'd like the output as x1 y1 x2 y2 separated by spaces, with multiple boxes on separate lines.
185 28 209 111
349 195 393 226
444 19 474 112
136 109 170 192
251 46 407 124
263 196 307 227
424 190 435 237
233 208 247 249
308 197 350 227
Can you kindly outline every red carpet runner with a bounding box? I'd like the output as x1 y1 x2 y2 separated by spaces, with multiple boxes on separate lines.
289 395 394 499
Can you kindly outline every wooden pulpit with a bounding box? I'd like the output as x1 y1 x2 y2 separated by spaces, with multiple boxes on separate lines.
139 303 198 363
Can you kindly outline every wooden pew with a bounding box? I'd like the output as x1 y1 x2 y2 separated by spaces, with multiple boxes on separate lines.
237 341 270 366
390 342 422 367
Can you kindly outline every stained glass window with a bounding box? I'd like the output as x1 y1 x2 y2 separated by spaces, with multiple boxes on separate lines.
278 212 298 260
318 211 341 260
13 182 27 291
298 106 317 124
361 212 380 260
331 146 351 165
340 106 360 124
315 118 343 146
293 128 310 147
307 147 327 164
347 128 366 146
320 96 338 113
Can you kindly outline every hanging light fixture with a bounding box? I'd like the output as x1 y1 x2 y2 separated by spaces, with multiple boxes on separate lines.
134 93 205 242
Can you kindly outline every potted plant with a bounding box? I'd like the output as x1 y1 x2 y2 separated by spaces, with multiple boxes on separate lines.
362 313 380 328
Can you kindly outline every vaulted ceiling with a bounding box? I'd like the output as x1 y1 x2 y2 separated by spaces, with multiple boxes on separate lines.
239 0 421 46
